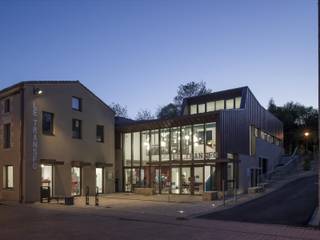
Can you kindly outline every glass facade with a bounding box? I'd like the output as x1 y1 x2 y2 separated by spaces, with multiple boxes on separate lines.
71 167 81 196
122 122 221 194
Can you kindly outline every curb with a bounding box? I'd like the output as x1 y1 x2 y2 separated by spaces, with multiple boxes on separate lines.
308 207 320 227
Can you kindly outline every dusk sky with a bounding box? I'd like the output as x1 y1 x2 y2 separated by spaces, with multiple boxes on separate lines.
0 0 317 118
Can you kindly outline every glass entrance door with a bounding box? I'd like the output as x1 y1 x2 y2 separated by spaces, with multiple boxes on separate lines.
151 167 160 194
205 165 216 192
96 168 103 194
160 166 170 194
41 165 53 196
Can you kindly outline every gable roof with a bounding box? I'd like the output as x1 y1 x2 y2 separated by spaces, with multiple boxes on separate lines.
0 80 115 114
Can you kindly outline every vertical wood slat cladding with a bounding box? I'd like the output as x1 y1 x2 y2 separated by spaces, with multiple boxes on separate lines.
219 88 283 158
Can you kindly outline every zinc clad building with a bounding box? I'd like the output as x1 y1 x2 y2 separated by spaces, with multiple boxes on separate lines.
115 87 283 195
0 81 115 202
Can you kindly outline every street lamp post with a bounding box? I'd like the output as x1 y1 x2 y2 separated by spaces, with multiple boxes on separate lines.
304 131 310 154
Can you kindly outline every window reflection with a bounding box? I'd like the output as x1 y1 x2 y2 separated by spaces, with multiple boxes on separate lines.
141 131 150 165
124 133 131 166
133 132 140 166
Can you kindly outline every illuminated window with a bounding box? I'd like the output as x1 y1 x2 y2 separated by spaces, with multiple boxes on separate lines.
198 104 205 113
190 104 197 114
3 165 13 189
215 100 225 110
226 99 234 109
206 101 215 112
235 97 242 108
123 133 131 167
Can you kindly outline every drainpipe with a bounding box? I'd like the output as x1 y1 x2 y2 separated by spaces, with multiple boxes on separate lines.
19 87 24 203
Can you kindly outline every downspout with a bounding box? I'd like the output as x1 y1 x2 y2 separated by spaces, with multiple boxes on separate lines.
19 87 24 203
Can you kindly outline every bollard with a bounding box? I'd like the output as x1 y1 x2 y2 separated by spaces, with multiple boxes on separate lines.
222 180 225 207
85 186 90 206
95 187 99 206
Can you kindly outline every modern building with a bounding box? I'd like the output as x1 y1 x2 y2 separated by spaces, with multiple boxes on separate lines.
0 82 283 202
115 87 283 195
0 81 115 202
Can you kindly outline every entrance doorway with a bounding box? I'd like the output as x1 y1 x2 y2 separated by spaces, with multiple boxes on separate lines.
41 164 53 196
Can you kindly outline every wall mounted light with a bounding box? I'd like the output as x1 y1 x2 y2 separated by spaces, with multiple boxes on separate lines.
33 88 43 95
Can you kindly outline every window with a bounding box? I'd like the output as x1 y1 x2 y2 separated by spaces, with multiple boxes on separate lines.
141 131 150 165
3 165 13 189
132 132 140 166
71 167 81 196
4 99 10 113
150 130 159 162
206 101 215 112
171 127 180 160
42 112 54 135
3 123 11 149
96 125 104 142
226 99 234 109
215 100 225 110
123 133 131 167
72 119 82 139
72 97 82 111
41 165 53 195
160 129 170 161
190 104 197 115
235 97 242 108
181 126 192 160
198 104 205 113
205 122 216 159
96 168 103 193
193 124 205 160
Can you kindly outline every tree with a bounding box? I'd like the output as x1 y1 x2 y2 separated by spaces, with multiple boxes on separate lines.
157 103 179 119
110 102 128 118
136 109 154 120
268 100 318 154
174 81 212 107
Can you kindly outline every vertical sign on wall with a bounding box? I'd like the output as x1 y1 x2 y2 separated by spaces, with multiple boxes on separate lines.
32 101 38 170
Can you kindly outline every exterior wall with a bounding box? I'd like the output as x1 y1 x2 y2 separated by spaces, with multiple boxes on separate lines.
20 83 115 202
0 91 22 201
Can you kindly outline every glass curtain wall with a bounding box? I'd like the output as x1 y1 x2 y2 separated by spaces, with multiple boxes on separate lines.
181 126 192 160
193 124 205 160
181 167 191 194
194 167 203 194
141 131 150 165
124 133 131 167
132 132 140 166
160 129 170 161
151 130 159 162
171 127 180 160
205 123 216 159
171 168 180 194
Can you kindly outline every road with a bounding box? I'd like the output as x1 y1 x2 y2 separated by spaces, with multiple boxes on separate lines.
200 175 318 226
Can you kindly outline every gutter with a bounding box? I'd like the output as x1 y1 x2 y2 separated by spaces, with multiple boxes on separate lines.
19 87 24 203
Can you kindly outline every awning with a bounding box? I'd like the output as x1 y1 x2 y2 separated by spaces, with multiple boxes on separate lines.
40 159 64 165
71 161 91 167
95 162 113 168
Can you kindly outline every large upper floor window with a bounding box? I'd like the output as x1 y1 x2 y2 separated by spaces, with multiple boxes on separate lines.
4 99 10 113
215 100 225 110
3 165 13 189
198 104 205 113
206 101 215 112
96 125 104 142
72 119 82 139
3 123 11 149
42 112 54 135
190 104 197 115
225 99 234 109
72 97 82 111
235 97 241 108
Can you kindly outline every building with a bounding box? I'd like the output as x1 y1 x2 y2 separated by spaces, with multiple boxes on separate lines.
115 87 283 195
0 82 283 202
0 81 115 202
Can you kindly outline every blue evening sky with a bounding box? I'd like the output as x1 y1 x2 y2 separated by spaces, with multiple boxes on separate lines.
0 0 317 118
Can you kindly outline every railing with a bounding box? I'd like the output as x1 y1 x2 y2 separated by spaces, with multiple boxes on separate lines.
260 147 300 183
